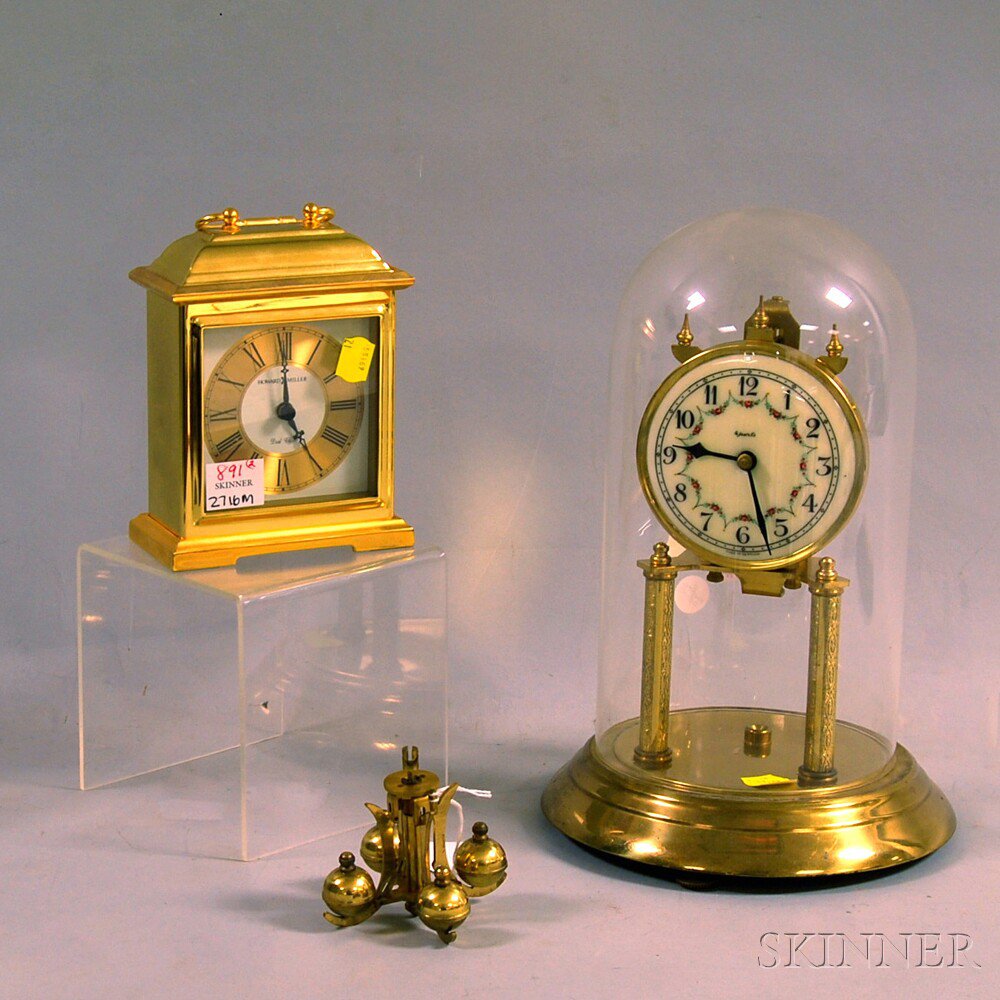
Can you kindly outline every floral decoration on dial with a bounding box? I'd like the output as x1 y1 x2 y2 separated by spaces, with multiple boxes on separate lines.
639 347 865 569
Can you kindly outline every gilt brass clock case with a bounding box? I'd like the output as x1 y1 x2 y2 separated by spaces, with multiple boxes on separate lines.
129 204 414 570
543 208 955 880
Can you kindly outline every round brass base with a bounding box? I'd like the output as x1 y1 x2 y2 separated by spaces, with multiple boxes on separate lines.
542 709 955 879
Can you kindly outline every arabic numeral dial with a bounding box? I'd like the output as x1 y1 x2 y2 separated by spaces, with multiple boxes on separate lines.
640 351 866 568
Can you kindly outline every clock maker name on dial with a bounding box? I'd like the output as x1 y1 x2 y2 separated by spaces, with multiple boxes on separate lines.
641 350 863 567
203 323 364 496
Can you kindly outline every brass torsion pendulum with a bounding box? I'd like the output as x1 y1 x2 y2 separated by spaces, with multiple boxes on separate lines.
322 747 507 943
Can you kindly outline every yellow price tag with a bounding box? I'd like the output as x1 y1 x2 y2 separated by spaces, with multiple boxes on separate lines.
334 337 376 384
741 774 795 787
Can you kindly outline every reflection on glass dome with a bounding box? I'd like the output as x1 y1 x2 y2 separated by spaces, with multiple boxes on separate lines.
542 208 954 882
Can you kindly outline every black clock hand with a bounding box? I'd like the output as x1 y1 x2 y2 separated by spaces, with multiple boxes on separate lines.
278 339 291 409
276 339 295 421
297 433 322 472
677 442 740 462
274 362 320 471
744 464 772 555
283 416 323 472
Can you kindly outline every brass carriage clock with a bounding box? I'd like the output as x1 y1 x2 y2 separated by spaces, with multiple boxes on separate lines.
129 203 414 570
543 209 955 881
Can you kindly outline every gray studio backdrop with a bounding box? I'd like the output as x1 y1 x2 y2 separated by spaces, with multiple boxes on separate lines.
1 2 996 773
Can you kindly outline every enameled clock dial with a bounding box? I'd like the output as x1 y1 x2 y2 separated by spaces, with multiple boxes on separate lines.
202 320 376 506
638 344 867 570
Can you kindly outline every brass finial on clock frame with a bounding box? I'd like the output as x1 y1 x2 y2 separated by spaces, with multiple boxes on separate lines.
819 323 848 374
677 313 694 345
749 294 771 333
671 313 701 363
321 747 507 944
826 324 844 357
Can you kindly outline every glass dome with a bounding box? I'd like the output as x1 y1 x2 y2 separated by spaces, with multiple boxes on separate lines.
543 208 954 879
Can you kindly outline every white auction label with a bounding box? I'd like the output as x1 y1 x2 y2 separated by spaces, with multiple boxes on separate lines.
205 458 265 511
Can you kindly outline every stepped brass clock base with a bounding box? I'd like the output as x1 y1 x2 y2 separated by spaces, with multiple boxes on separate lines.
542 707 955 879
130 511 414 570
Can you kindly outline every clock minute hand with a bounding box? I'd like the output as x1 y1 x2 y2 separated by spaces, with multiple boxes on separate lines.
677 442 740 462
283 415 323 473
744 464 772 555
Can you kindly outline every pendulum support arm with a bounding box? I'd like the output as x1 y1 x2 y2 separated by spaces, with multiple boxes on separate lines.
634 541 678 767
798 557 849 786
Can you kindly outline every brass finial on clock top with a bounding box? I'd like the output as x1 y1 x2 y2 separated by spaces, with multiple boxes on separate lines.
748 294 771 334
322 747 507 944
129 202 415 570
819 323 848 375
671 313 700 363
826 324 844 357
676 313 694 346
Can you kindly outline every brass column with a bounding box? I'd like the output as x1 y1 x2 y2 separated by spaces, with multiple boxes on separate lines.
799 557 849 785
634 541 678 766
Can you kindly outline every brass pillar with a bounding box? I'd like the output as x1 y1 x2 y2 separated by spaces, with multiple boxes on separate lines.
799 557 849 786
634 541 678 766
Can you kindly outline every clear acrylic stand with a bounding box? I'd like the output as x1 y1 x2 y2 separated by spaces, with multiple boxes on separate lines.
78 537 447 860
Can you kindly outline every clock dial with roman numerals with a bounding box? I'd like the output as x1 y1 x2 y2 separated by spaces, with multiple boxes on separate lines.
203 322 367 499
637 343 867 571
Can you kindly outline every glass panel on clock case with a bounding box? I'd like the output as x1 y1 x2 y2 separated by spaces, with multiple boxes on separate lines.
595 208 917 786
200 316 380 511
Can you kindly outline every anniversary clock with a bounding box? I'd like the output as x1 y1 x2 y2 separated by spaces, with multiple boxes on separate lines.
129 203 414 570
543 209 955 880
